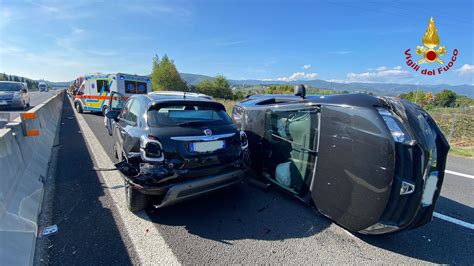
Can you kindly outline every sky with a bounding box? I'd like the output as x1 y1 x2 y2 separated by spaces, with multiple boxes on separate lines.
0 0 473 85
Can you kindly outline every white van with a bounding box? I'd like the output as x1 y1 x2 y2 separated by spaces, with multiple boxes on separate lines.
73 73 151 115
39 81 48 92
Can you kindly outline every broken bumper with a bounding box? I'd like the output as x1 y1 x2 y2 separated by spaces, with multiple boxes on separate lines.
128 169 244 207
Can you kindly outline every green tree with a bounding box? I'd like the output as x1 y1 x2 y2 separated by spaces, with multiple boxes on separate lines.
196 75 234 99
434 89 457 107
150 54 187 91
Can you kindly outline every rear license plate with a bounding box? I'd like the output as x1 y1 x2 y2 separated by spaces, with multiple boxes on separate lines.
0 101 7 106
190 140 224 153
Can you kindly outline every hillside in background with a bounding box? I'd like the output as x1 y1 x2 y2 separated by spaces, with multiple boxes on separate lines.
179 73 474 97
2 72 472 97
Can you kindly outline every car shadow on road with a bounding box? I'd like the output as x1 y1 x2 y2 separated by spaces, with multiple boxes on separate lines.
359 196 473 264
147 182 331 243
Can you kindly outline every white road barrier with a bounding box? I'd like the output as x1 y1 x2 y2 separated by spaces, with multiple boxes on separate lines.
0 91 64 265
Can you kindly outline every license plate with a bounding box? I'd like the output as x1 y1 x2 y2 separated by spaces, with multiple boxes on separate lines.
190 140 224 153
421 171 439 206
0 101 7 106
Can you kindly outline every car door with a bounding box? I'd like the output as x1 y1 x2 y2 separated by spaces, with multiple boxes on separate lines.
261 105 320 196
110 93 131 158
106 91 127 135
121 98 144 157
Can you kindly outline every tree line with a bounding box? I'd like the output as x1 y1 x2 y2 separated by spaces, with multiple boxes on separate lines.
399 89 473 108
0 73 40 90
150 54 244 100
149 54 472 107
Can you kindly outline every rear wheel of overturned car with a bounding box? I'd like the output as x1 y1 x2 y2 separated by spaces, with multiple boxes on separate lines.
75 102 83 113
125 182 148 212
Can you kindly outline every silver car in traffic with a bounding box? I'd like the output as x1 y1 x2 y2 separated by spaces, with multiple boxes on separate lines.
0 81 31 109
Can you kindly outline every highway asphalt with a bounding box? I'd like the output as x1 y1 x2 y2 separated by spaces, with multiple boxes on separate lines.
0 91 58 128
36 96 474 264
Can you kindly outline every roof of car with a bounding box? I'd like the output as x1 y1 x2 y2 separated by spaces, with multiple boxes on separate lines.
145 91 215 103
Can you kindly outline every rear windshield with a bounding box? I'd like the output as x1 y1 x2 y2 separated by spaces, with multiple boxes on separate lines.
125 80 147 94
0 83 22 91
148 103 232 127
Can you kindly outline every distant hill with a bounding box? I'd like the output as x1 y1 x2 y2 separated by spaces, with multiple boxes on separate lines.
179 73 474 97
179 73 215 85
4 72 472 97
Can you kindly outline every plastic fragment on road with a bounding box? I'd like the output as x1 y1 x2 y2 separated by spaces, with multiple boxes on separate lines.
38 224 58 237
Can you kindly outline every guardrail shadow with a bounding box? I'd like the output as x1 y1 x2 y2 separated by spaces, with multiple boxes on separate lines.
40 95 132 264
147 182 330 243
358 196 473 264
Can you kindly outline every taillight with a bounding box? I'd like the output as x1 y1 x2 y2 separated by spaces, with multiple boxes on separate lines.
140 136 164 162
240 131 248 149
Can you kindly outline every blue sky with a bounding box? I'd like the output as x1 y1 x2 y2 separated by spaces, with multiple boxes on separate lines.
0 0 472 85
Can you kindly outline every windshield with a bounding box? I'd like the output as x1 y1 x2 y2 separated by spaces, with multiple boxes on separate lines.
148 103 232 127
125 80 147 94
0 83 22 92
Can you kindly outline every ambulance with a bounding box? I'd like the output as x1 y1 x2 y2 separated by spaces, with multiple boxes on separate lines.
73 73 151 115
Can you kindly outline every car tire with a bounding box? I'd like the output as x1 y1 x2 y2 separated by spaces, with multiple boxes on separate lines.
75 102 83 113
125 182 148 212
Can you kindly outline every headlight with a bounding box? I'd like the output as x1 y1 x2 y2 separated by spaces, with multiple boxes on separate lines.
240 131 248 149
377 108 415 145
13 91 21 98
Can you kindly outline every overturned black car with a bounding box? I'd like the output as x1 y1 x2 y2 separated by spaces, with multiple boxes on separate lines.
105 91 249 212
232 85 449 235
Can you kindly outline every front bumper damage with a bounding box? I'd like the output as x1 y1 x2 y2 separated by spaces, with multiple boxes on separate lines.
360 98 450 234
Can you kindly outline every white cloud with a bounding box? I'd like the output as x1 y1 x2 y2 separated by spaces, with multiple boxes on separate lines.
303 64 311 69
329 51 352 55
455 64 474 75
346 66 411 83
275 72 318 82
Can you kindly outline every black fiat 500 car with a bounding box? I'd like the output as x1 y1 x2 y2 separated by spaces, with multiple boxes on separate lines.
105 91 249 212
232 85 449 235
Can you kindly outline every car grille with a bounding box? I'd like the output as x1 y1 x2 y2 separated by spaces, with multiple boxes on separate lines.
379 142 425 227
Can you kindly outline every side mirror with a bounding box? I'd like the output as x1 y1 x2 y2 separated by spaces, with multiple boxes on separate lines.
106 110 120 121
294 84 306 98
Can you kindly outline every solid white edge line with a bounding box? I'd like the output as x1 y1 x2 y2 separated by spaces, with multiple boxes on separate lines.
433 212 474 230
445 170 474 179
70 97 180 265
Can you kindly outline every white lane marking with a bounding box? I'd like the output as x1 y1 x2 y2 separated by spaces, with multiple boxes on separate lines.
433 212 474 230
445 170 474 180
71 98 179 265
